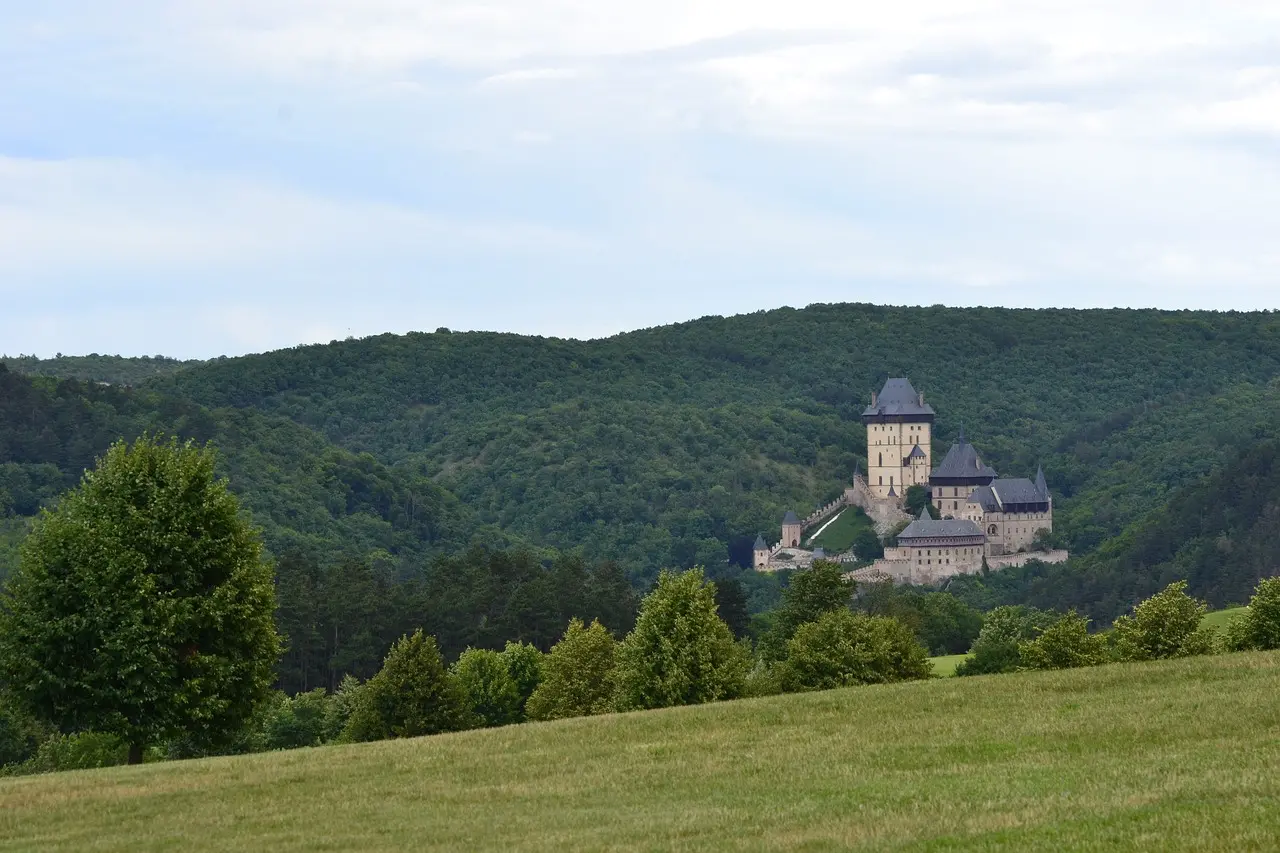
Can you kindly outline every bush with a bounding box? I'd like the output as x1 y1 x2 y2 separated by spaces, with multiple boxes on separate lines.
613 568 750 711
263 689 331 750
1224 577 1280 651
1019 613 1110 671
341 631 469 742
780 610 932 692
526 619 618 721
1112 581 1215 661
918 592 983 655
453 648 521 728
6 732 128 775
322 675 364 742
955 605 1056 676
0 697 47 769
759 561 856 661
499 642 544 722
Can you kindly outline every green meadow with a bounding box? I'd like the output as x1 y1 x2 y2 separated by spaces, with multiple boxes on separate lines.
3 651 1279 852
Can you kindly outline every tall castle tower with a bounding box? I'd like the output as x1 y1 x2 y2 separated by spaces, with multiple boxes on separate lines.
861 377 935 500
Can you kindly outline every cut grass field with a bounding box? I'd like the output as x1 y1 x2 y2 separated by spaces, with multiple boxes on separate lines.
1201 606 1249 634
4 652 1280 852
929 653 969 677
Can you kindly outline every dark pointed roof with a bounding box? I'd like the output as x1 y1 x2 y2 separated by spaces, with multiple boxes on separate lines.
887 484 898 497
918 507 931 521
862 378 936 419
754 534 767 550
782 510 800 525
969 478 1052 511
930 435 998 483
813 546 826 559
1035 465 1049 498
907 444 927 459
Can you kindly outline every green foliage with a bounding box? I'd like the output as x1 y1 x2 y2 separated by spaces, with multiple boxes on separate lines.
2 354 199 386
904 486 935 518
613 569 749 711
712 577 751 639
499 641 544 721
1224 577 1280 652
1112 581 1215 661
0 436 280 760
322 675 364 742
5 732 129 776
262 689 331 750
525 619 617 721
453 649 521 728
956 605 1061 676
1018 613 1111 671
780 609 932 691
341 631 469 742
916 592 984 655
0 696 48 768
767 560 856 647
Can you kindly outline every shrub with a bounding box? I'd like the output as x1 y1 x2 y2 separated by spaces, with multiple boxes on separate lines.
759 561 856 661
780 610 932 692
341 631 469 742
613 568 750 711
1224 577 1280 651
6 732 128 775
499 641 544 722
955 605 1055 676
263 689 331 750
453 648 521 728
1019 612 1110 671
0 697 46 769
526 619 617 721
322 675 364 742
1112 581 1215 661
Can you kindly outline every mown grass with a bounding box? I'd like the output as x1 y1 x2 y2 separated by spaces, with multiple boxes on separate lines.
808 508 875 554
1201 606 1249 634
929 653 969 677
3 652 1280 852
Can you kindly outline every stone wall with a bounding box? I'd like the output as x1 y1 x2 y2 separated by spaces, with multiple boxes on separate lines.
844 474 910 536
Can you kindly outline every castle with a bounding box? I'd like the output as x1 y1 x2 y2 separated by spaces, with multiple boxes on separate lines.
753 377 1067 582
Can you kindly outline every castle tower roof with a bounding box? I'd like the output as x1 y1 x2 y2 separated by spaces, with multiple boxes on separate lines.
887 484 898 497
930 434 998 485
782 510 801 525
919 506 931 521
1035 465 1049 498
754 534 767 551
862 377 936 422
907 444 927 459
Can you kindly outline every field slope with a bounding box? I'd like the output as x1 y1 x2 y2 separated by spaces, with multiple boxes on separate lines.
3 652 1279 852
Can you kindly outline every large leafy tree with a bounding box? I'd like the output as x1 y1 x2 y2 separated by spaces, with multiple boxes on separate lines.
525 619 616 722
341 630 469 742
780 609 932 692
1112 581 1215 661
0 436 280 763
613 568 749 711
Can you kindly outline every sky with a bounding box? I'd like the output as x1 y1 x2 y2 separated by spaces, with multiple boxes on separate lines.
2 2 1279 358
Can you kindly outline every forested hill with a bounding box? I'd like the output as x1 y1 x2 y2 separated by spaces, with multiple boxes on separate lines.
1 354 200 386
145 305 1280 578
0 365 492 579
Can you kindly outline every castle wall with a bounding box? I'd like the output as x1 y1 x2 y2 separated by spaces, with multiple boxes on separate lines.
981 509 1053 556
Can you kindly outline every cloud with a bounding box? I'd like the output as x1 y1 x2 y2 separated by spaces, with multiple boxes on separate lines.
3 1 1280 357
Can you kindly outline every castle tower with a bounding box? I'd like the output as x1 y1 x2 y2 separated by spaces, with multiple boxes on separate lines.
780 511 802 548
752 534 770 569
861 377 935 500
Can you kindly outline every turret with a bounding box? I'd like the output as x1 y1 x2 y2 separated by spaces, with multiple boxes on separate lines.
862 377 935 499
781 511 802 549
752 534 770 569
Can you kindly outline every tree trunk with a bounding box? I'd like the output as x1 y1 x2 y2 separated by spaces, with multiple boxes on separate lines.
128 742 144 765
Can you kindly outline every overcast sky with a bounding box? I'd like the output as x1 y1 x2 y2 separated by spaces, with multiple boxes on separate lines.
3 2 1279 357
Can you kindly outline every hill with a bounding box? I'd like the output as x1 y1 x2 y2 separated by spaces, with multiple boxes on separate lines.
0 365 485 578
3 651 1278 851
1 354 200 386
148 304 1280 584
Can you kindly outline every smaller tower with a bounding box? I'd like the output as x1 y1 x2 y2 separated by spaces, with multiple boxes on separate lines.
752 534 770 569
781 511 802 548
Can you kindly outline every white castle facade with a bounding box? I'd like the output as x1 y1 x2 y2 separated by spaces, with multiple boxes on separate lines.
753 377 1067 583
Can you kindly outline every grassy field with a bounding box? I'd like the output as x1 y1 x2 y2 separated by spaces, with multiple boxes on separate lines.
929 653 969 676
808 507 876 554
4 652 1280 852
1202 606 1249 634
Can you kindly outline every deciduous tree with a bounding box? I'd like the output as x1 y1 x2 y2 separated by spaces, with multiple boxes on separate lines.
0 436 280 763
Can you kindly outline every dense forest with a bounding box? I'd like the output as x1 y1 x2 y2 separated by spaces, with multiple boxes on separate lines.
5 303 1280 628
